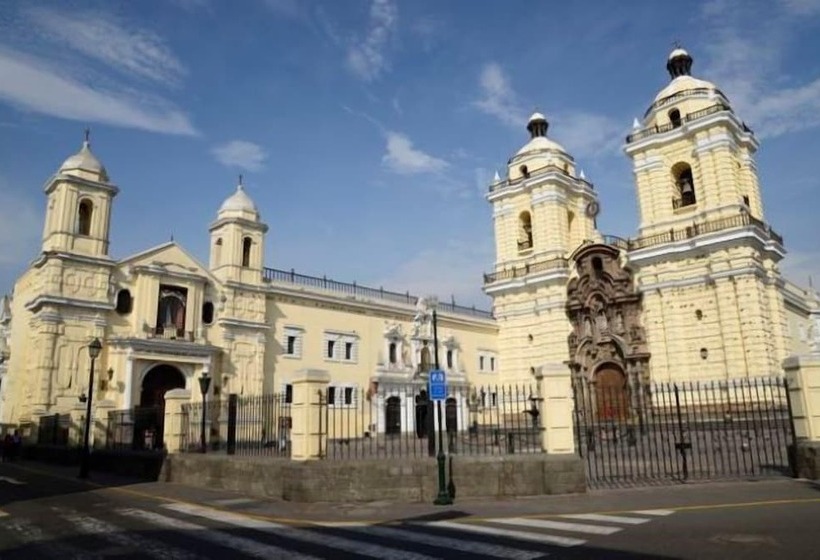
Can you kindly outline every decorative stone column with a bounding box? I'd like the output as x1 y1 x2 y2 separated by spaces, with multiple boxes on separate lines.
783 353 820 479
537 363 576 454
290 368 330 461
163 388 192 453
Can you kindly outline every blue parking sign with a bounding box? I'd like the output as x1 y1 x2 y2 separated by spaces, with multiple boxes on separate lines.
429 369 447 401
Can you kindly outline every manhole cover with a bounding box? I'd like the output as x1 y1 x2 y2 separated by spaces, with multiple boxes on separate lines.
710 534 779 546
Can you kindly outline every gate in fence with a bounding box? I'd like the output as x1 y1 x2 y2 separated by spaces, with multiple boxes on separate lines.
572 376 797 488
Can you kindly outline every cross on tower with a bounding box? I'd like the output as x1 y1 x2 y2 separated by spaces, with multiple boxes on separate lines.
84 127 91 143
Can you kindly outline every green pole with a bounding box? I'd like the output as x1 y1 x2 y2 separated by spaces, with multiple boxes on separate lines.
432 309 453 505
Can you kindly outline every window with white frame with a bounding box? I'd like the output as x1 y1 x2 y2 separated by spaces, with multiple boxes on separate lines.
326 384 357 408
282 326 304 359
324 331 359 363
478 351 498 373
282 383 293 403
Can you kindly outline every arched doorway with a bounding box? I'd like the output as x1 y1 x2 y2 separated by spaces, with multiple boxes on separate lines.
137 364 186 450
595 363 629 422
385 396 401 435
140 364 186 408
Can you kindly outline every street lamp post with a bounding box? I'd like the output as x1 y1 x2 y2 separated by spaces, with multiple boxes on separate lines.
431 306 453 506
79 338 102 479
198 371 211 453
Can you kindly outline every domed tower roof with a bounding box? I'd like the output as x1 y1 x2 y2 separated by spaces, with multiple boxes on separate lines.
653 47 720 103
514 112 568 158
218 176 260 220
59 129 108 181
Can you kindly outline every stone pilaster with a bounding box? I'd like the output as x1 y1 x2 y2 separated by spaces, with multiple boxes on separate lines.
163 388 192 453
290 368 330 461
537 363 576 454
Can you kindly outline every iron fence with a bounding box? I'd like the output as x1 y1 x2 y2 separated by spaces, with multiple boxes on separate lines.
318 382 541 460
37 413 69 446
573 376 796 488
181 393 292 457
105 406 164 451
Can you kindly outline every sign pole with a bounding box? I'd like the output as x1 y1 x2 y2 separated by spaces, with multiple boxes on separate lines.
431 309 453 505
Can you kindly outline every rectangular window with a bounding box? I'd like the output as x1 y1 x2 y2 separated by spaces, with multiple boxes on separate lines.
283 327 303 359
345 342 353 360
446 350 453 369
286 336 296 355
285 384 293 403
490 357 495 371
344 387 353 405
327 340 335 359
479 356 485 371
327 386 336 405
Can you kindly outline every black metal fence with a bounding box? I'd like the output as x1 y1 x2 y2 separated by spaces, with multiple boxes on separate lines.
573 376 797 488
181 393 292 457
105 406 165 451
318 383 541 460
37 413 70 446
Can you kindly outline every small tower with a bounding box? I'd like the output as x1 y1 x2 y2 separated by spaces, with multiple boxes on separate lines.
42 131 118 258
484 112 601 382
624 48 787 380
209 176 268 284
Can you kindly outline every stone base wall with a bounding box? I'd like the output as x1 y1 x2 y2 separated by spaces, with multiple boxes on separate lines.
794 441 820 480
161 454 586 503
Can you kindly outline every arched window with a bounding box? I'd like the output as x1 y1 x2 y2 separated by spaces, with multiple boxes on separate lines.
77 200 93 236
668 108 682 128
446 349 453 369
592 256 604 278
388 342 397 364
567 210 575 238
420 346 431 373
115 289 132 315
519 165 529 179
213 238 222 267
242 236 252 267
518 211 533 251
201 301 214 325
672 163 697 208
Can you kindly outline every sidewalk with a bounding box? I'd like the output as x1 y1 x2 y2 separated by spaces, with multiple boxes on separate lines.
6 459 819 525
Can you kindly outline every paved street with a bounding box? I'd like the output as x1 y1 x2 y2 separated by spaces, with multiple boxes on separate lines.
1 461 819 559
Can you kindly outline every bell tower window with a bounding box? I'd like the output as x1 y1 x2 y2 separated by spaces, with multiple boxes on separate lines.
214 238 222 267
668 108 682 128
77 199 93 236
242 236 252 267
672 163 697 208
518 211 533 251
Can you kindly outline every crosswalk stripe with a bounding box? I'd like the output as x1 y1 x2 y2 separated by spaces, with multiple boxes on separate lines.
491 517 623 535
118 508 319 560
632 509 675 516
350 525 544 560
428 520 586 547
560 513 650 525
3 518 93 560
64 513 204 560
164 503 440 560
0 510 8 517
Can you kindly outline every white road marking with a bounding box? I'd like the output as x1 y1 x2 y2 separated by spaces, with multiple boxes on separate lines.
351 524 544 560
3 518 95 560
560 513 650 525
118 509 318 560
164 502 441 560
0 476 25 485
428 519 586 547
0 510 8 518
64 513 204 560
632 509 675 516
492 517 623 535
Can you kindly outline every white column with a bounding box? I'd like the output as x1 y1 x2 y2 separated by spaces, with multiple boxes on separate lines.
123 354 135 408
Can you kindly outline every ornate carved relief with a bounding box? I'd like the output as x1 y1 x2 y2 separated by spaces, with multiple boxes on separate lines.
566 244 650 383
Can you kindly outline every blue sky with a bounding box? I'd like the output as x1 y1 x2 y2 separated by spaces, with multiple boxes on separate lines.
1 0 819 309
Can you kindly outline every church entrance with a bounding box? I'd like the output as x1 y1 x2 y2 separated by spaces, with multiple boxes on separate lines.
594 364 629 422
136 364 186 449
385 396 401 435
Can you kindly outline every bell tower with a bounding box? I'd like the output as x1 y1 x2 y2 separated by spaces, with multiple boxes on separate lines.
484 112 601 382
42 131 118 258
209 176 268 285
624 48 788 381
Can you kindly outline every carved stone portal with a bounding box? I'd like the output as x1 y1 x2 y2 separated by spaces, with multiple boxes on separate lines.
566 243 650 419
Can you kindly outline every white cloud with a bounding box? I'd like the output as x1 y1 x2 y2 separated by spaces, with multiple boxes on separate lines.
27 8 186 86
347 0 397 81
382 132 448 175
212 140 268 171
553 112 626 157
372 239 494 309
699 1 820 138
0 184 40 268
0 48 196 135
472 63 524 127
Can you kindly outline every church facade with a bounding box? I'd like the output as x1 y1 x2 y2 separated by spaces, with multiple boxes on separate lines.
1 48 818 433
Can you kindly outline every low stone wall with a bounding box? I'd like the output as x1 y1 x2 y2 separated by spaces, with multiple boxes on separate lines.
161 453 586 503
22 445 166 480
794 441 820 479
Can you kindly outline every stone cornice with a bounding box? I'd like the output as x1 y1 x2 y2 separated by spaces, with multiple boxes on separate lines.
208 216 269 234
107 336 221 358
217 317 269 331
24 295 113 314
43 173 120 197
32 251 116 270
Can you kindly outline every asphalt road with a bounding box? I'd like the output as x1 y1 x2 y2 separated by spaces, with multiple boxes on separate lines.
1 460 819 559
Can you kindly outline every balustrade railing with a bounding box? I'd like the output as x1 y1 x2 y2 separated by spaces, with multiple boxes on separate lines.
627 103 733 143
